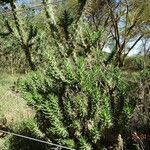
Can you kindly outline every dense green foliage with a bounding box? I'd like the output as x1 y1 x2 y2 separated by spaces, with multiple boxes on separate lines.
19 49 137 149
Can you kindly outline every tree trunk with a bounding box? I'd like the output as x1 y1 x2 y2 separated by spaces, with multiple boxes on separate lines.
113 134 124 150
23 45 36 71
101 130 124 150
10 1 35 71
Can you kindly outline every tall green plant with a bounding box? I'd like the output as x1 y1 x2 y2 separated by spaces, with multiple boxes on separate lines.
20 49 136 149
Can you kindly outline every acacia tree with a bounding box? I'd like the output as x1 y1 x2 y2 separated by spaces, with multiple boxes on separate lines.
105 0 150 66
79 0 149 67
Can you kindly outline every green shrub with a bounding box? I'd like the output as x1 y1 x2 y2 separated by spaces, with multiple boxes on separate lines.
19 51 137 149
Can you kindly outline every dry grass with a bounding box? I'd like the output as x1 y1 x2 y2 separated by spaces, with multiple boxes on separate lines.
0 73 34 125
0 73 34 149
0 90 33 125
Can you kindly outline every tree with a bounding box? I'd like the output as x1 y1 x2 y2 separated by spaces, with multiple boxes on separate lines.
0 0 37 70
41 0 88 57
80 0 150 67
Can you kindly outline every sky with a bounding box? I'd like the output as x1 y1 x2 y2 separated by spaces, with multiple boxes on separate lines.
103 40 149 56
103 41 145 56
17 0 41 5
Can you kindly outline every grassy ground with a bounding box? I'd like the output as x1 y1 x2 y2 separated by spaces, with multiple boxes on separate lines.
0 73 34 149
